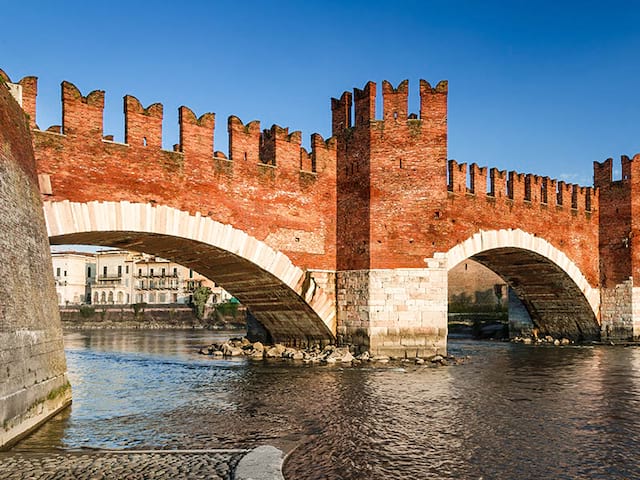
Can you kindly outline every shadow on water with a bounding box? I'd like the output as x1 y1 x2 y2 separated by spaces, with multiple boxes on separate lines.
10 331 640 479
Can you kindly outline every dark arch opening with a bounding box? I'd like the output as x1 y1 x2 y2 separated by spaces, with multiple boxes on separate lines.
49 231 334 347
449 247 600 342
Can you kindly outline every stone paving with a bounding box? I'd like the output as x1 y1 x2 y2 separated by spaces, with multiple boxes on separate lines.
0 450 248 480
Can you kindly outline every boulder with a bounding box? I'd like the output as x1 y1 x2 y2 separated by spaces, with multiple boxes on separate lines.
356 351 370 361
340 351 354 363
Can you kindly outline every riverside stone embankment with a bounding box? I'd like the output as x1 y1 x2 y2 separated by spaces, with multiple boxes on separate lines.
59 306 245 331
0 72 70 448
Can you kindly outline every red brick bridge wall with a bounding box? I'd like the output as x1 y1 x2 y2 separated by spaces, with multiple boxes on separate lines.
2 71 337 275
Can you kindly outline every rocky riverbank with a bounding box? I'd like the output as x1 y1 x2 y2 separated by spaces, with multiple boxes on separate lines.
198 337 465 366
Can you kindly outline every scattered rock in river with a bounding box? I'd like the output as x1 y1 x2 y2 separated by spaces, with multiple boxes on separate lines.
198 338 464 367
512 335 573 346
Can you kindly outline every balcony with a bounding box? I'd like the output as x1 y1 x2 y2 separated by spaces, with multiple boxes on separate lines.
134 273 179 279
96 275 123 285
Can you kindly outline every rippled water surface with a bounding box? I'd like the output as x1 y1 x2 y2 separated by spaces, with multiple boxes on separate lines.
13 330 640 479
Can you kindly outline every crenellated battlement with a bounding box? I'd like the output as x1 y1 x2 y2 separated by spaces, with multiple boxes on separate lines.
447 159 595 214
331 78 448 136
594 154 640 187
1 67 340 273
4 70 337 178
124 95 163 149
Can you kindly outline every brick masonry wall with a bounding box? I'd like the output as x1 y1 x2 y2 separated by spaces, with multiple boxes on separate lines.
0 81 70 448
28 79 336 273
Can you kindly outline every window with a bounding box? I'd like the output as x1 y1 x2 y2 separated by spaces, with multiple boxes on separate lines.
138 268 142 276
126 265 129 274
149 292 156 303
103 266 107 276
118 265 122 276
87 267 92 277
150 268 154 276
56 267 60 277
189 269 193 279
108 291 114 303
159 293 166 303
64 270 67 277
117 292 124 303
162 268 166 276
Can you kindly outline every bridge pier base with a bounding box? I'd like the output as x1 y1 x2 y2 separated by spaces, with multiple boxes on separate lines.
601 280 640 341
336 255 448 357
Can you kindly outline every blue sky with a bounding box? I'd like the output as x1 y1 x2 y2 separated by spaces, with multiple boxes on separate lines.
3 0 640 186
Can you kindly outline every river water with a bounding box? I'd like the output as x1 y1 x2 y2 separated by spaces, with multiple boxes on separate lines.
11 330 640 479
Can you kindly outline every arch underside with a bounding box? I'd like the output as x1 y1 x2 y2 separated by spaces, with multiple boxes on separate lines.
471 247 600 341
51 231 333 345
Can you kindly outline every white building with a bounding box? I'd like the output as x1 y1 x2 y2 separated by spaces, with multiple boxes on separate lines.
52 249 231 307
51 252 96 305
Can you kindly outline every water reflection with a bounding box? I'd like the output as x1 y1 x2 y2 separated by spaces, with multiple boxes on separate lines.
11 331 640 479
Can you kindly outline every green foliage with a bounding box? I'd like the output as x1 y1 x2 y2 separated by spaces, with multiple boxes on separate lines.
214 299 239 319
190 286 212 320
79 305 95 318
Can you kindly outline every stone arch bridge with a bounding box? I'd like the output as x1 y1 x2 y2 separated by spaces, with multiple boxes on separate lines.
5 69 639 357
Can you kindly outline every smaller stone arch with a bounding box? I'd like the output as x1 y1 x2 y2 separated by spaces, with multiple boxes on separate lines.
446 229 600 341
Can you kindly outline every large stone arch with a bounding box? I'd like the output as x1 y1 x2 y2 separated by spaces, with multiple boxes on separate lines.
446 229 601 341
44 200 336 345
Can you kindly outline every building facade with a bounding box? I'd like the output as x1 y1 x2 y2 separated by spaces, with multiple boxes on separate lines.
52 249 230 306
51 251 95 305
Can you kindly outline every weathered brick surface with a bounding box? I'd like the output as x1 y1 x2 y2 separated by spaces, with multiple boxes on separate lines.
23 77 337 273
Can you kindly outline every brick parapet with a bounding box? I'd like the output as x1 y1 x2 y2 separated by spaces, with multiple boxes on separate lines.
7 71 337 271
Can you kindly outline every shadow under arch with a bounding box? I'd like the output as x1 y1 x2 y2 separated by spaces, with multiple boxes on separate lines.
446 229 601 341
44 200 336 346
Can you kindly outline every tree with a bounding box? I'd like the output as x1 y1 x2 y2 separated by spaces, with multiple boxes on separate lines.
190 286 212 320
